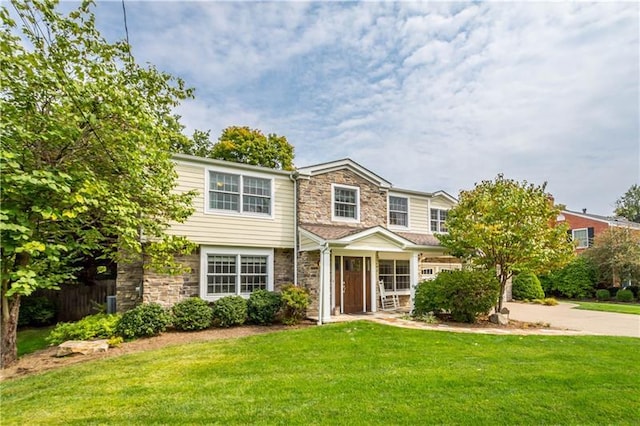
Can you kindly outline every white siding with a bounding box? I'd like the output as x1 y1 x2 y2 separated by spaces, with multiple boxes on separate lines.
167 162 295 248
408 196 430 234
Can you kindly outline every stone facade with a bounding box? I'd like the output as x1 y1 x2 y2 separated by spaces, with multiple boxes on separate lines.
297 170 387 228
116 259 143 312
142 251 200 309
297 250 320 318
274 248 295 289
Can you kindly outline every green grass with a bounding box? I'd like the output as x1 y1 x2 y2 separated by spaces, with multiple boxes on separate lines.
17 327 52 357
572 301 640 315
3 322 640 425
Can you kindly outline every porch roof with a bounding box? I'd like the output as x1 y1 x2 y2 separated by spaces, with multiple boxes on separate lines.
299 223 442 249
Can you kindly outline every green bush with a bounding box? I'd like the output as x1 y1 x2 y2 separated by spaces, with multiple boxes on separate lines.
413 269 500 323
171 298 213 331
544 257 597 299
595 289 610 301
280 284 310 325
18 295 57 327
115 303 171 339
607 287 620 298
47 313 121 345
211 296 247 327
626 285 639 299
616 289 634 302
247 290 282 325
512 272 545 301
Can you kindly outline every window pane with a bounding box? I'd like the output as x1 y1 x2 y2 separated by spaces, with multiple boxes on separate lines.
335 188 356 203
389 196 407 212
243 177 271 197
396 260 410 275
573 229 588 247
211 192 239 211
240 256 268 293
335 203 356 219
390 211 408 226
207 255 237 295
243 195 271 214
210 172 239 193
210 172 240 211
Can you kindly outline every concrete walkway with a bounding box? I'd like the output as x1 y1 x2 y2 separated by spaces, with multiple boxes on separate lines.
505 301 640 338
329 302 640 338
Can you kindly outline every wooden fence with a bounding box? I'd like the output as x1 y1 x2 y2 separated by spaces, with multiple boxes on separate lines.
36 280 116 322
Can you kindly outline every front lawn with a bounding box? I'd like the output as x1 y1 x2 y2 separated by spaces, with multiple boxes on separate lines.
2 322 639 425
572 301 640 315
17 327 52 356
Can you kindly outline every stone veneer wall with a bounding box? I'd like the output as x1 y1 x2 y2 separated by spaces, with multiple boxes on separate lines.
297 170 387 228
142 251 200 309
117 247 296 312
297 250 320 319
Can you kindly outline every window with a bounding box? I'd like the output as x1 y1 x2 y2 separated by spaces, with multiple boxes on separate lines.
208 171 272 216
389 196 408 227
379 259 411 293
332 184 359 222
430 209 448 232
201 248 273 300
572 228 589 248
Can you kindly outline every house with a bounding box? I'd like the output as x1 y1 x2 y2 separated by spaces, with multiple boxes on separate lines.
558 209 640 253
116 155 461 322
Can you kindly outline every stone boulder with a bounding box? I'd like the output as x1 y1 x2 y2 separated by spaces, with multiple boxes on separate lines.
488 313 509 326
56 340 109 357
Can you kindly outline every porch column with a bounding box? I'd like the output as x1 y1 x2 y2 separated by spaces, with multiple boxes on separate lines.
370 255 377 313
410 252 419 313
320 245 332 323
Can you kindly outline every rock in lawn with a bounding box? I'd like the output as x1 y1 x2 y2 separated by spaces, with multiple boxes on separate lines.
56 340 109 357
489 313 508 326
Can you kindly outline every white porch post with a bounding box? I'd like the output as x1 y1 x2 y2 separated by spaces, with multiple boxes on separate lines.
410 252 420 313
370 255 377 313
320 245 332 323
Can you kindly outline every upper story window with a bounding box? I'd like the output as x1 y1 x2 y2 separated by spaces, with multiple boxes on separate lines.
389 196 408 227
430 209 448 233
571 228 589 248
208 171 272 216
332 184 359 222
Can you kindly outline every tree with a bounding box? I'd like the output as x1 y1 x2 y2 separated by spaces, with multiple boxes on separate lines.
438 175 574 311
615 184 640 223
211 126 294 170
1 0 196 367
584 227 640 286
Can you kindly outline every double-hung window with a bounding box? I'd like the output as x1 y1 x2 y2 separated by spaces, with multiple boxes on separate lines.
379 259 411 293
389 196 408 227
201 248 273 300
209 171 272 216
430 209 448 233
332 184 359 222
571 228 589 249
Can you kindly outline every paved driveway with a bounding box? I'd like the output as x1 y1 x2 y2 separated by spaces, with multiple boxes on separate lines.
505 301 640 338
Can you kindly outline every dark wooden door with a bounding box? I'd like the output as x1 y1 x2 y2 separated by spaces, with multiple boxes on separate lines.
343 257 364 314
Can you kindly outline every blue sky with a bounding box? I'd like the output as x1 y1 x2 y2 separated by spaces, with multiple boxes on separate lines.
63 1 640 214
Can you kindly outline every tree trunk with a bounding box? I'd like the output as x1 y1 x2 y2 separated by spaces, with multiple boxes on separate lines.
1 293 21 369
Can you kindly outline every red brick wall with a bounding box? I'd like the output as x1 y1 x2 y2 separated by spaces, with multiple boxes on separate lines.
559 212 609 252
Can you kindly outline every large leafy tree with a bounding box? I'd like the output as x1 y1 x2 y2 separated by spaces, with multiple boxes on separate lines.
438 175 574 311
212 126 294 170
614 184 640 223
584 227 640 286
1 0 196 367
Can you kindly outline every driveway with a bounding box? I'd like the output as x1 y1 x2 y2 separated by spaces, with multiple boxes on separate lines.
505 301 640 338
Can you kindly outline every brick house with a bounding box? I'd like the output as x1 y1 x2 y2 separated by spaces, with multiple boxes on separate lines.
116 155 461 322
558 209 640 253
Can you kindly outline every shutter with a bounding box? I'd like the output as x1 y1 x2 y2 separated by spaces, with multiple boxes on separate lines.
567 229 573 243
587 227 595 247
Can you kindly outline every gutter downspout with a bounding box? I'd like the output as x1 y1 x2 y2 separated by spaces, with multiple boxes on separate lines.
289 171 299 285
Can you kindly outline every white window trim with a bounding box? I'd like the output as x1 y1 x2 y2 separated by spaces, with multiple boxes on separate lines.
572 228 589 249
200 246 274 301
331 183 360 223
388 194 410 229
378 257 412 295
430 208 449 234
204 167 275 219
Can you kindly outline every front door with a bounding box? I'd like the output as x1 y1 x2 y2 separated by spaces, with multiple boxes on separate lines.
335 256 371 314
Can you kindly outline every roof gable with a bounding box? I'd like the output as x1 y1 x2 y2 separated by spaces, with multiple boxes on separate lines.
297 159 392 189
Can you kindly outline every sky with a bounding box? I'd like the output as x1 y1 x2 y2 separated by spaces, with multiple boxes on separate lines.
50 1 640 214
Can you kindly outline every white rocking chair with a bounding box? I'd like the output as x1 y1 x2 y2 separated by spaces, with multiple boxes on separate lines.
378 280 400 311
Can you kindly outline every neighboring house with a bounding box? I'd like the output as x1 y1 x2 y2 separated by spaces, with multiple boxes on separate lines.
116 155 461 322
558 209 640 252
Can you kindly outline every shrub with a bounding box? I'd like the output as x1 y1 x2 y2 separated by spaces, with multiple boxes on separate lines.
247 290 282 325
545 257 597 299
171 298 213 331
595 289 610 301
542 298 558 306
18 296 57 327
47 313 121 345
211 296 247 327
616 289 634 302
413 269 500 323
115 303 171 339
512 272 545 301
280 284 310 325
624 285 639 299
607 287 620 298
